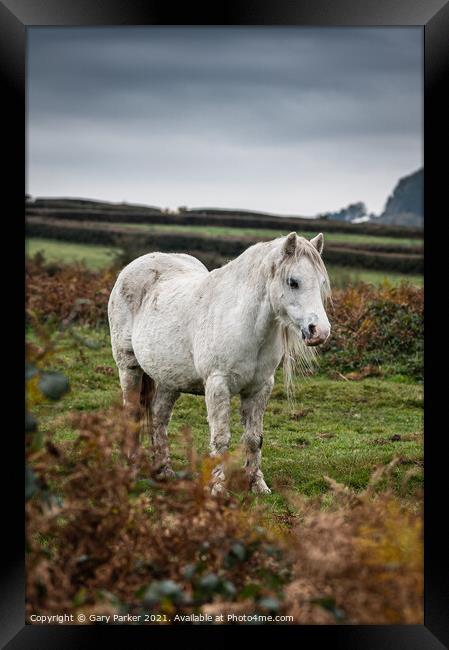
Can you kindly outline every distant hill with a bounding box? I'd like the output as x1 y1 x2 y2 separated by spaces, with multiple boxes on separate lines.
312 169 423 228
27 173 424 231
375 169 423 228
26 196 163 213
183 206 314 220
26 197 311 220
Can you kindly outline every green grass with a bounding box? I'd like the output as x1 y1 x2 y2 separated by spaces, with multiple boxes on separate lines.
326 265 423 288
26 238 116 270
109 222 422 248
29 325 423 521
26 237 423 287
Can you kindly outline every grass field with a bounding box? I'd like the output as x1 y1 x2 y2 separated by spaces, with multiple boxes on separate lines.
26 235 424 622
26 238 116 270
79 221 422 247
29 324 423 522
26 237 424 287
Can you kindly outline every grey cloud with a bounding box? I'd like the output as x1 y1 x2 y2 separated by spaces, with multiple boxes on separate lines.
27 27 422 215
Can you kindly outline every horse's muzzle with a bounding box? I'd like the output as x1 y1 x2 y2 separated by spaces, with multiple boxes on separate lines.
301 324 330 346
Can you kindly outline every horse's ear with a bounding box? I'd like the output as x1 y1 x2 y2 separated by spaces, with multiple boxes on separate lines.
283 232 297 257
310 233 324 255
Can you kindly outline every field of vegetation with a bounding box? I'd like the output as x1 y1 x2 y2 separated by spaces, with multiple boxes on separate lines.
26 197 424 278
27 238 117 270
26 238 424 287
25 245 424 625
33 222 421 248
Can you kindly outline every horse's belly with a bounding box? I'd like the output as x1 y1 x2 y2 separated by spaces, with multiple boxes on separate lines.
131 310 201 392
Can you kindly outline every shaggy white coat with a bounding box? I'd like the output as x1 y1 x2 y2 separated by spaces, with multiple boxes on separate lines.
108 232 331 494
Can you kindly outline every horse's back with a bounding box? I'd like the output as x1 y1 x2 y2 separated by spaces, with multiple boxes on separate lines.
118 251 207 281
110 251 206 306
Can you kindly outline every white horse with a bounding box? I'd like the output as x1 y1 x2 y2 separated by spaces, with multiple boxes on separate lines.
108 232 331 494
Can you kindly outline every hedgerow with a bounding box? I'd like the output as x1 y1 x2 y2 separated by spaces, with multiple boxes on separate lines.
26 202 423 238
26 218 423 273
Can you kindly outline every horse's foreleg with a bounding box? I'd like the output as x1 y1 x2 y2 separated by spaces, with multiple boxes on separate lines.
205 375 231 495
240 377 274 495
150 386 179 479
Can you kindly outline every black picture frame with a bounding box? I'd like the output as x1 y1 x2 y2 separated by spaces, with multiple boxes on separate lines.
5 1 448 647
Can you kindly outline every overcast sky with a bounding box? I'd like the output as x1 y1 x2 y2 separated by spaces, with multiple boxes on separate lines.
27 27 423 216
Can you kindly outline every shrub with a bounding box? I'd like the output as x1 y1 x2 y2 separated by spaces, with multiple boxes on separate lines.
322 282 423 380
26 326 423 625
26 400 422 624
284 463 423 624
26 254 116 326
26 405 290 619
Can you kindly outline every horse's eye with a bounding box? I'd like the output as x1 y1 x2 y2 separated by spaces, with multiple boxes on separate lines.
287 278 299 289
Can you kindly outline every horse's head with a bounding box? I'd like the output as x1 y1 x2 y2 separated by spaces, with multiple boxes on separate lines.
270 232 331 346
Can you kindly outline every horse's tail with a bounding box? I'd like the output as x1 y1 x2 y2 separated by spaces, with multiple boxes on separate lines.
140 372 156 438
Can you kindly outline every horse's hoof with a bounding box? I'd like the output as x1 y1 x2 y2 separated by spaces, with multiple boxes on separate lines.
155 467 176 481
210 482 229 497
251 480 272 495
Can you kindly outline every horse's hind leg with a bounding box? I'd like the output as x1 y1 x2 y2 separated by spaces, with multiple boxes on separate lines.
149 385 179 479
117 360 143 461
240 377 274 495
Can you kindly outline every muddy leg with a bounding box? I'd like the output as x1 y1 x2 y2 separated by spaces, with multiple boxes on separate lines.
150 385 179 479
240 377 274 495
118 365 143 461
205 375 231 495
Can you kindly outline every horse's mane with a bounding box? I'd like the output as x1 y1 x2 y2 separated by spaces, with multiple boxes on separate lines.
216 234 332 400
277 237 332 400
